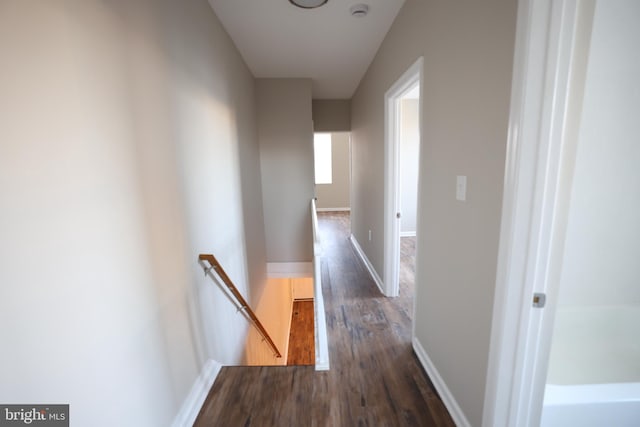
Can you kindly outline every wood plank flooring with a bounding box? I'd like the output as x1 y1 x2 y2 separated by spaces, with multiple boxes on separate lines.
194 212 454 426
400 235 416 298
286 300 315 366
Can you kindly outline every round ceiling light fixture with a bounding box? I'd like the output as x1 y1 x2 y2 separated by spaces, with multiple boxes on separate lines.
350 3 369 17
288 0 328 9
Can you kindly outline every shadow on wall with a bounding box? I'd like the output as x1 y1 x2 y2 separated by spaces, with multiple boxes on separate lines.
116 0 269 398
74 1 266 418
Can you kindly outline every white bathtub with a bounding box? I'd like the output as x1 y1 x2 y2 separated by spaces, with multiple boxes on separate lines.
541 306 640 427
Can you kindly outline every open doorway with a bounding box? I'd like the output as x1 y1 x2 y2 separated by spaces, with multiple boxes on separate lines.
485 1 640 426
397 85 420 298
313 132 351 214
383 58 423 297
313 131 352 242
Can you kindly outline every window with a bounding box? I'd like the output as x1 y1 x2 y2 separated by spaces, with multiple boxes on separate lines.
314 133 332 184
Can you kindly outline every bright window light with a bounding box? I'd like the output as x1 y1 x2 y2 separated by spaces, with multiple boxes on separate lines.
314 133 332 184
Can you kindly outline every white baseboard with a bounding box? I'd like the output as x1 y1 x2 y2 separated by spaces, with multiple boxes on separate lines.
412 337 471 427
400 231 416 237
172 359 221 427
349 234 385 295
315 207 351 212
267 262 313 278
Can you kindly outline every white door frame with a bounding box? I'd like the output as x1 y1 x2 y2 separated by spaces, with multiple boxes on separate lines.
383 57 423 297
482 0 585 426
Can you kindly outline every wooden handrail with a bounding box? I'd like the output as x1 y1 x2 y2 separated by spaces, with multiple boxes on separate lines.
198 254 282 358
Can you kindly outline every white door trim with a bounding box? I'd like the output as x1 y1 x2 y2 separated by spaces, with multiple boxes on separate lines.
483 0 584 426
383 57 423 297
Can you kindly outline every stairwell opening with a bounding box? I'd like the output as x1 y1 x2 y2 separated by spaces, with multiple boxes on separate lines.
244 276 316 366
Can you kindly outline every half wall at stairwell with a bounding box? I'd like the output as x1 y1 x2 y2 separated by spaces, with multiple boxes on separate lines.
256 78 315 264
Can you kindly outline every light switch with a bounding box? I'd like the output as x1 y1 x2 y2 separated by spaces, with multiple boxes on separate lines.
456 176 467 201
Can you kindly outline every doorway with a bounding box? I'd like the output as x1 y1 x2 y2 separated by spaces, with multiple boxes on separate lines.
313 132 352 214
484 1 640 426
383 58 423 297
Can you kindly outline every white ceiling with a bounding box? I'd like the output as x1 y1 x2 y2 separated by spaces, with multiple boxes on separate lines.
208 0 406 99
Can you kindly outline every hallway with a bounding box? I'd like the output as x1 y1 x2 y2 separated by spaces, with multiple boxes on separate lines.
194 212 454 426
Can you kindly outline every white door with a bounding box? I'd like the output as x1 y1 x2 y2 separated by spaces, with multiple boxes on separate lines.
484 1 640 426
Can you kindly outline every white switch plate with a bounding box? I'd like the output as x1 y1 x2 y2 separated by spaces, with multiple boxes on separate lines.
456 175 467 201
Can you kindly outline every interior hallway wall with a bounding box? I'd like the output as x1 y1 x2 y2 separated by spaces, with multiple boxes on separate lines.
0 0 266 425
257 79 315 263
349 0 517 424
312 99 351 132
315 133 351 210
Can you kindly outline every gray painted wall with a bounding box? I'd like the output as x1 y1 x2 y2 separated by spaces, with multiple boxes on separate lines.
315 132 351 210
0 1 266 425
400 99 419 234
350 0 517 424
312 99 351 132
257 79 315 262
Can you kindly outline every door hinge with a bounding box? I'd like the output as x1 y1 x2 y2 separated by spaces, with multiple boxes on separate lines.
532 293 546 308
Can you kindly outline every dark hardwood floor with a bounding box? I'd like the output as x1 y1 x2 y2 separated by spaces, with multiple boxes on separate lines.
194 212 454 426
400 235 416 298
286 300 315 366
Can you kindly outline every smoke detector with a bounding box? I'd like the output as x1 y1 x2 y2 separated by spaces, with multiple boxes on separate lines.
289 0 328 9
350 4 369 17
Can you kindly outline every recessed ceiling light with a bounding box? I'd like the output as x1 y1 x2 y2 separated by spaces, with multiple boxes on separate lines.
289 0 328 9
350 4 369 17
